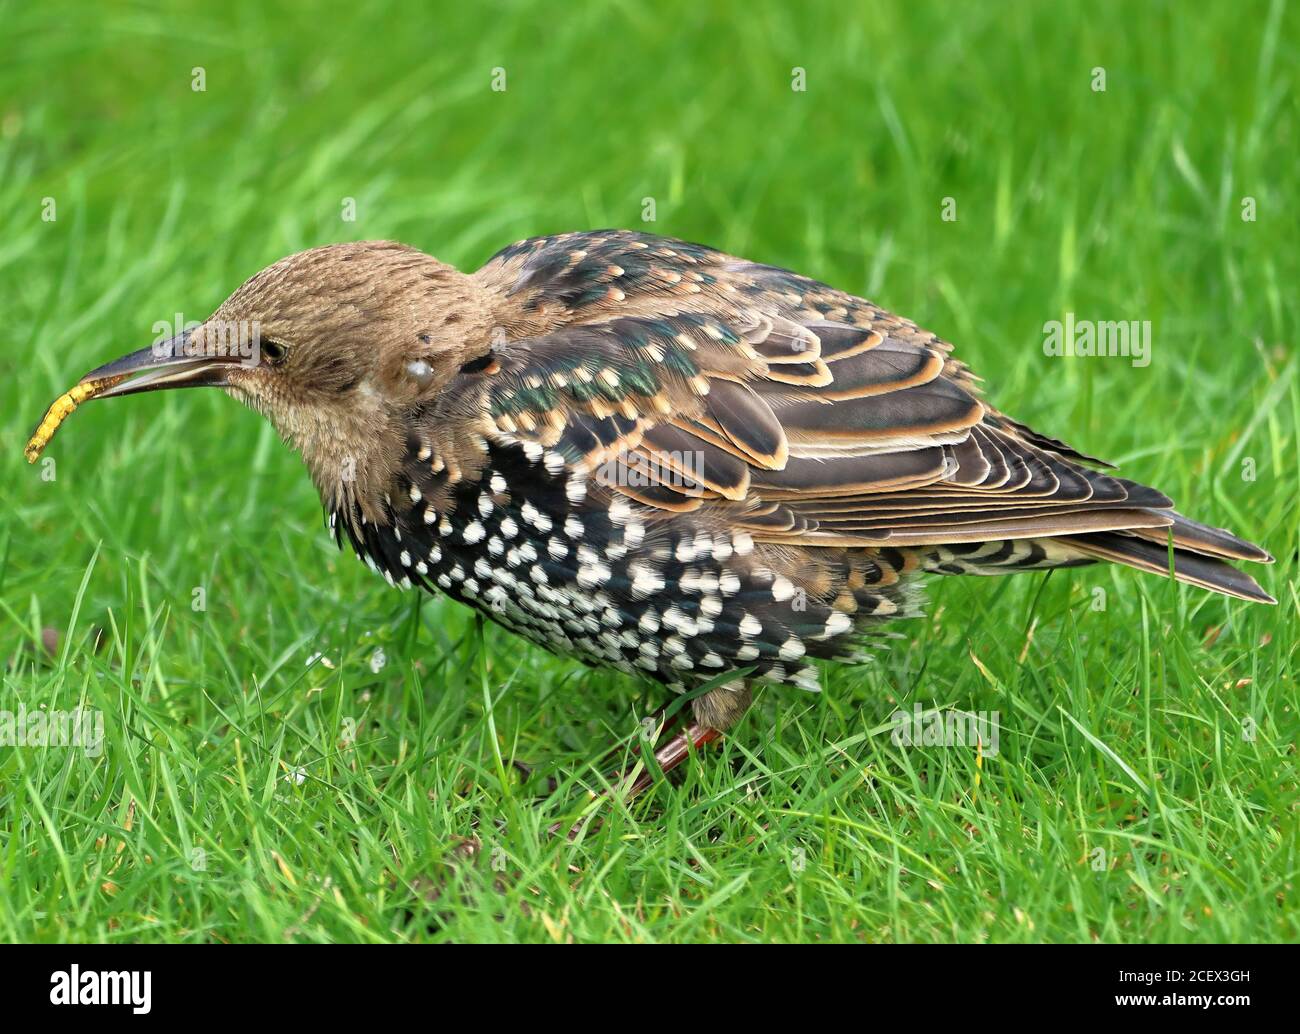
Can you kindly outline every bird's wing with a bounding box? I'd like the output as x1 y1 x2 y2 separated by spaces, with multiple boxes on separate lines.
469 230 1269 588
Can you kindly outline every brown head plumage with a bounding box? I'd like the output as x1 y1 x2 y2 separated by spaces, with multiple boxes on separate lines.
204 241 498 517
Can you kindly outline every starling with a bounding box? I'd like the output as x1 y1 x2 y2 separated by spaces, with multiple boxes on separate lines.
27 231 1274 786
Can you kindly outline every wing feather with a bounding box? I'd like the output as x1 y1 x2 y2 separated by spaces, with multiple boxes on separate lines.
469 230 1270 602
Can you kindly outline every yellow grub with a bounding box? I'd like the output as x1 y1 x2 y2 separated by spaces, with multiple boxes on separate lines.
24 375 128 463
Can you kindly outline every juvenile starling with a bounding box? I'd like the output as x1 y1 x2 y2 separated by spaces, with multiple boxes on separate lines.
28 231 1274 785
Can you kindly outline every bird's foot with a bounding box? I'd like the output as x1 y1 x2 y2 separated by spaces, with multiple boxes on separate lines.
547 720 722 838
511 700 690 799
509 758 559 794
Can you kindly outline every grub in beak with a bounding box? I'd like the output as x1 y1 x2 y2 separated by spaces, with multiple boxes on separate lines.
23 332 246 463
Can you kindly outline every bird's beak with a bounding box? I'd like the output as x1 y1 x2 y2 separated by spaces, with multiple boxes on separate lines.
78 332 247 399
26 329 260 463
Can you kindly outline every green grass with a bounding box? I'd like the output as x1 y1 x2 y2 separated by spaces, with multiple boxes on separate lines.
1 0 1297 943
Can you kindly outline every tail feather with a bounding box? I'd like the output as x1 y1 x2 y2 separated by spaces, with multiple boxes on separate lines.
1130 512 1274 564
1057 529 1276 605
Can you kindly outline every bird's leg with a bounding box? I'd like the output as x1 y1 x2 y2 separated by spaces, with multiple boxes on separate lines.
616 679 751 796
512 697 687 795
552 681 751 837
621 721 722 797
603 697 688 767
549 722 722 838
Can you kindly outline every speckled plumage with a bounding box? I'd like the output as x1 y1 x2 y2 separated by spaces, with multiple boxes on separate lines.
37 230 1275 744
299 230 1273 733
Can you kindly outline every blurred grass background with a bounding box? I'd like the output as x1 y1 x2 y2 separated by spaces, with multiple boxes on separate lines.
0 0 1296 942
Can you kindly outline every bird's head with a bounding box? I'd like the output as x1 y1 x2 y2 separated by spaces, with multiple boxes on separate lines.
67 240 499 516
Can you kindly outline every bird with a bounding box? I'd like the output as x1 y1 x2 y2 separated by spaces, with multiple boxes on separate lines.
27 230 1275 791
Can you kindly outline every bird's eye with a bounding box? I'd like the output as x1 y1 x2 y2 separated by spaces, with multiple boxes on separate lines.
406 358 435 388
260 339 288 365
